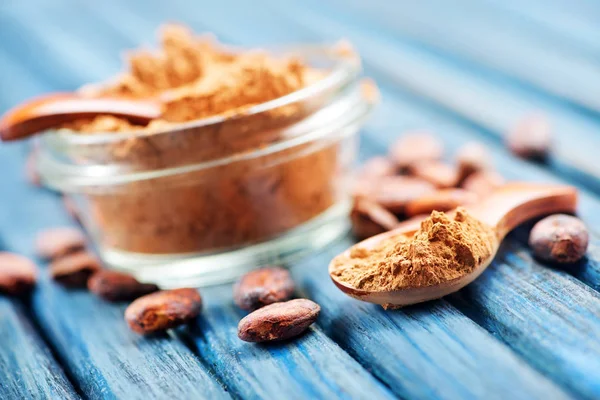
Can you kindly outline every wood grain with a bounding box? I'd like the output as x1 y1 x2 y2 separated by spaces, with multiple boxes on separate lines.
180 286 395 399
1 1 600 399
283 0 600 193
316 0 600 112
0 297 80 399
292 239 569 400
0 145 230 400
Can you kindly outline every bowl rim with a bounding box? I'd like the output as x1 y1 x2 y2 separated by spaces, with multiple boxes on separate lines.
42 42 361 147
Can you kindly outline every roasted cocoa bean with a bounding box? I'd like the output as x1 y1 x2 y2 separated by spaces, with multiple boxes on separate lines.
238 298 320 343
359 176 436 214
234 266 295 311
358 156 396 179
506 113 552 161
390 132 443 170
409 161 459 188
529 214 588 263
404 189 478 217
455 142 491 182
88 270 158 301
35 227 86 260
0 252 37 296
50 251 101 288
125 288 202 334
461 170 505 197
350 198 399 239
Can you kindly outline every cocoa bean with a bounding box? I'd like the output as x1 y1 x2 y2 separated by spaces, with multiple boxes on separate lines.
49 251 101 288
357 156 396 179
238 298 320 343
125 288 202 334
461 170 505 197
88 270 158 301
350 198 399 239
233 266 295 311
35 227 86 260
409 161 459 188
359 176 436 214
529 214 588 263
390 132 443 170
404 189 478 217
455 142 491 182
0 252 37 296
506 113 552 161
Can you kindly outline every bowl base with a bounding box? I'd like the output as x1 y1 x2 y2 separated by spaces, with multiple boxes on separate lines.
99 202 350 287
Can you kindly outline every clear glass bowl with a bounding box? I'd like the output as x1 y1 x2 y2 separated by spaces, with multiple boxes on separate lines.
37 44 377 287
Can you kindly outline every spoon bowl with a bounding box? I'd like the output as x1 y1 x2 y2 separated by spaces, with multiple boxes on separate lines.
330 182 578 307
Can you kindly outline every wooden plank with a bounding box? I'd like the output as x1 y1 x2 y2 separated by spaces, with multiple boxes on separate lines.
0 5 397 398
290 239 570 400
364 93 600 400
310 0 600 113
181 286 395 399
0 297 80 399
2 1 596 398
0 145 231 399
263 0 600 192
483 0 600 58
83 1 598 398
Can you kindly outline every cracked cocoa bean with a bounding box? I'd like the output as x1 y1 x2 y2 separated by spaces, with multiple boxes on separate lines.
35 227 86 260
88 270 158 301
238 298 320 343
357 156 396 179
455 142 491 182
390 132 443 170
233 267 295 311
358 176 436 214
125 288 202 334
409 161 460 188
461 170 505 197
529 214 588 263
506 113 552 161
0 252 37 296
50 251 101 288
350 198 399 239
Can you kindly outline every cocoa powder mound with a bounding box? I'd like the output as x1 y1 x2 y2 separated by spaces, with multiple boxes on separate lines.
67 24 316 132
57 23 346 255
331 208 496 291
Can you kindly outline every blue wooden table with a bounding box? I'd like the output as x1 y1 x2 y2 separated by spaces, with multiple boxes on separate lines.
1 1 599 399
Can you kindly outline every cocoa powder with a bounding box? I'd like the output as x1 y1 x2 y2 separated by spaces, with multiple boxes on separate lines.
331 208 496 293
60 24 346 255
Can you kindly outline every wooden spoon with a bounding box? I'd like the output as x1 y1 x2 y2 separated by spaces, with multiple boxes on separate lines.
0 93 161 141
330 182 578 307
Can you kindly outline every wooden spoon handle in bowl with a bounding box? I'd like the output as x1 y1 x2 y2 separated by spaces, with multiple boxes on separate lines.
0 93 161 141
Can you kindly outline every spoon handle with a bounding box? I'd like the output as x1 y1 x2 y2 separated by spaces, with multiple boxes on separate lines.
467 182 578 239
0 93 161 141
